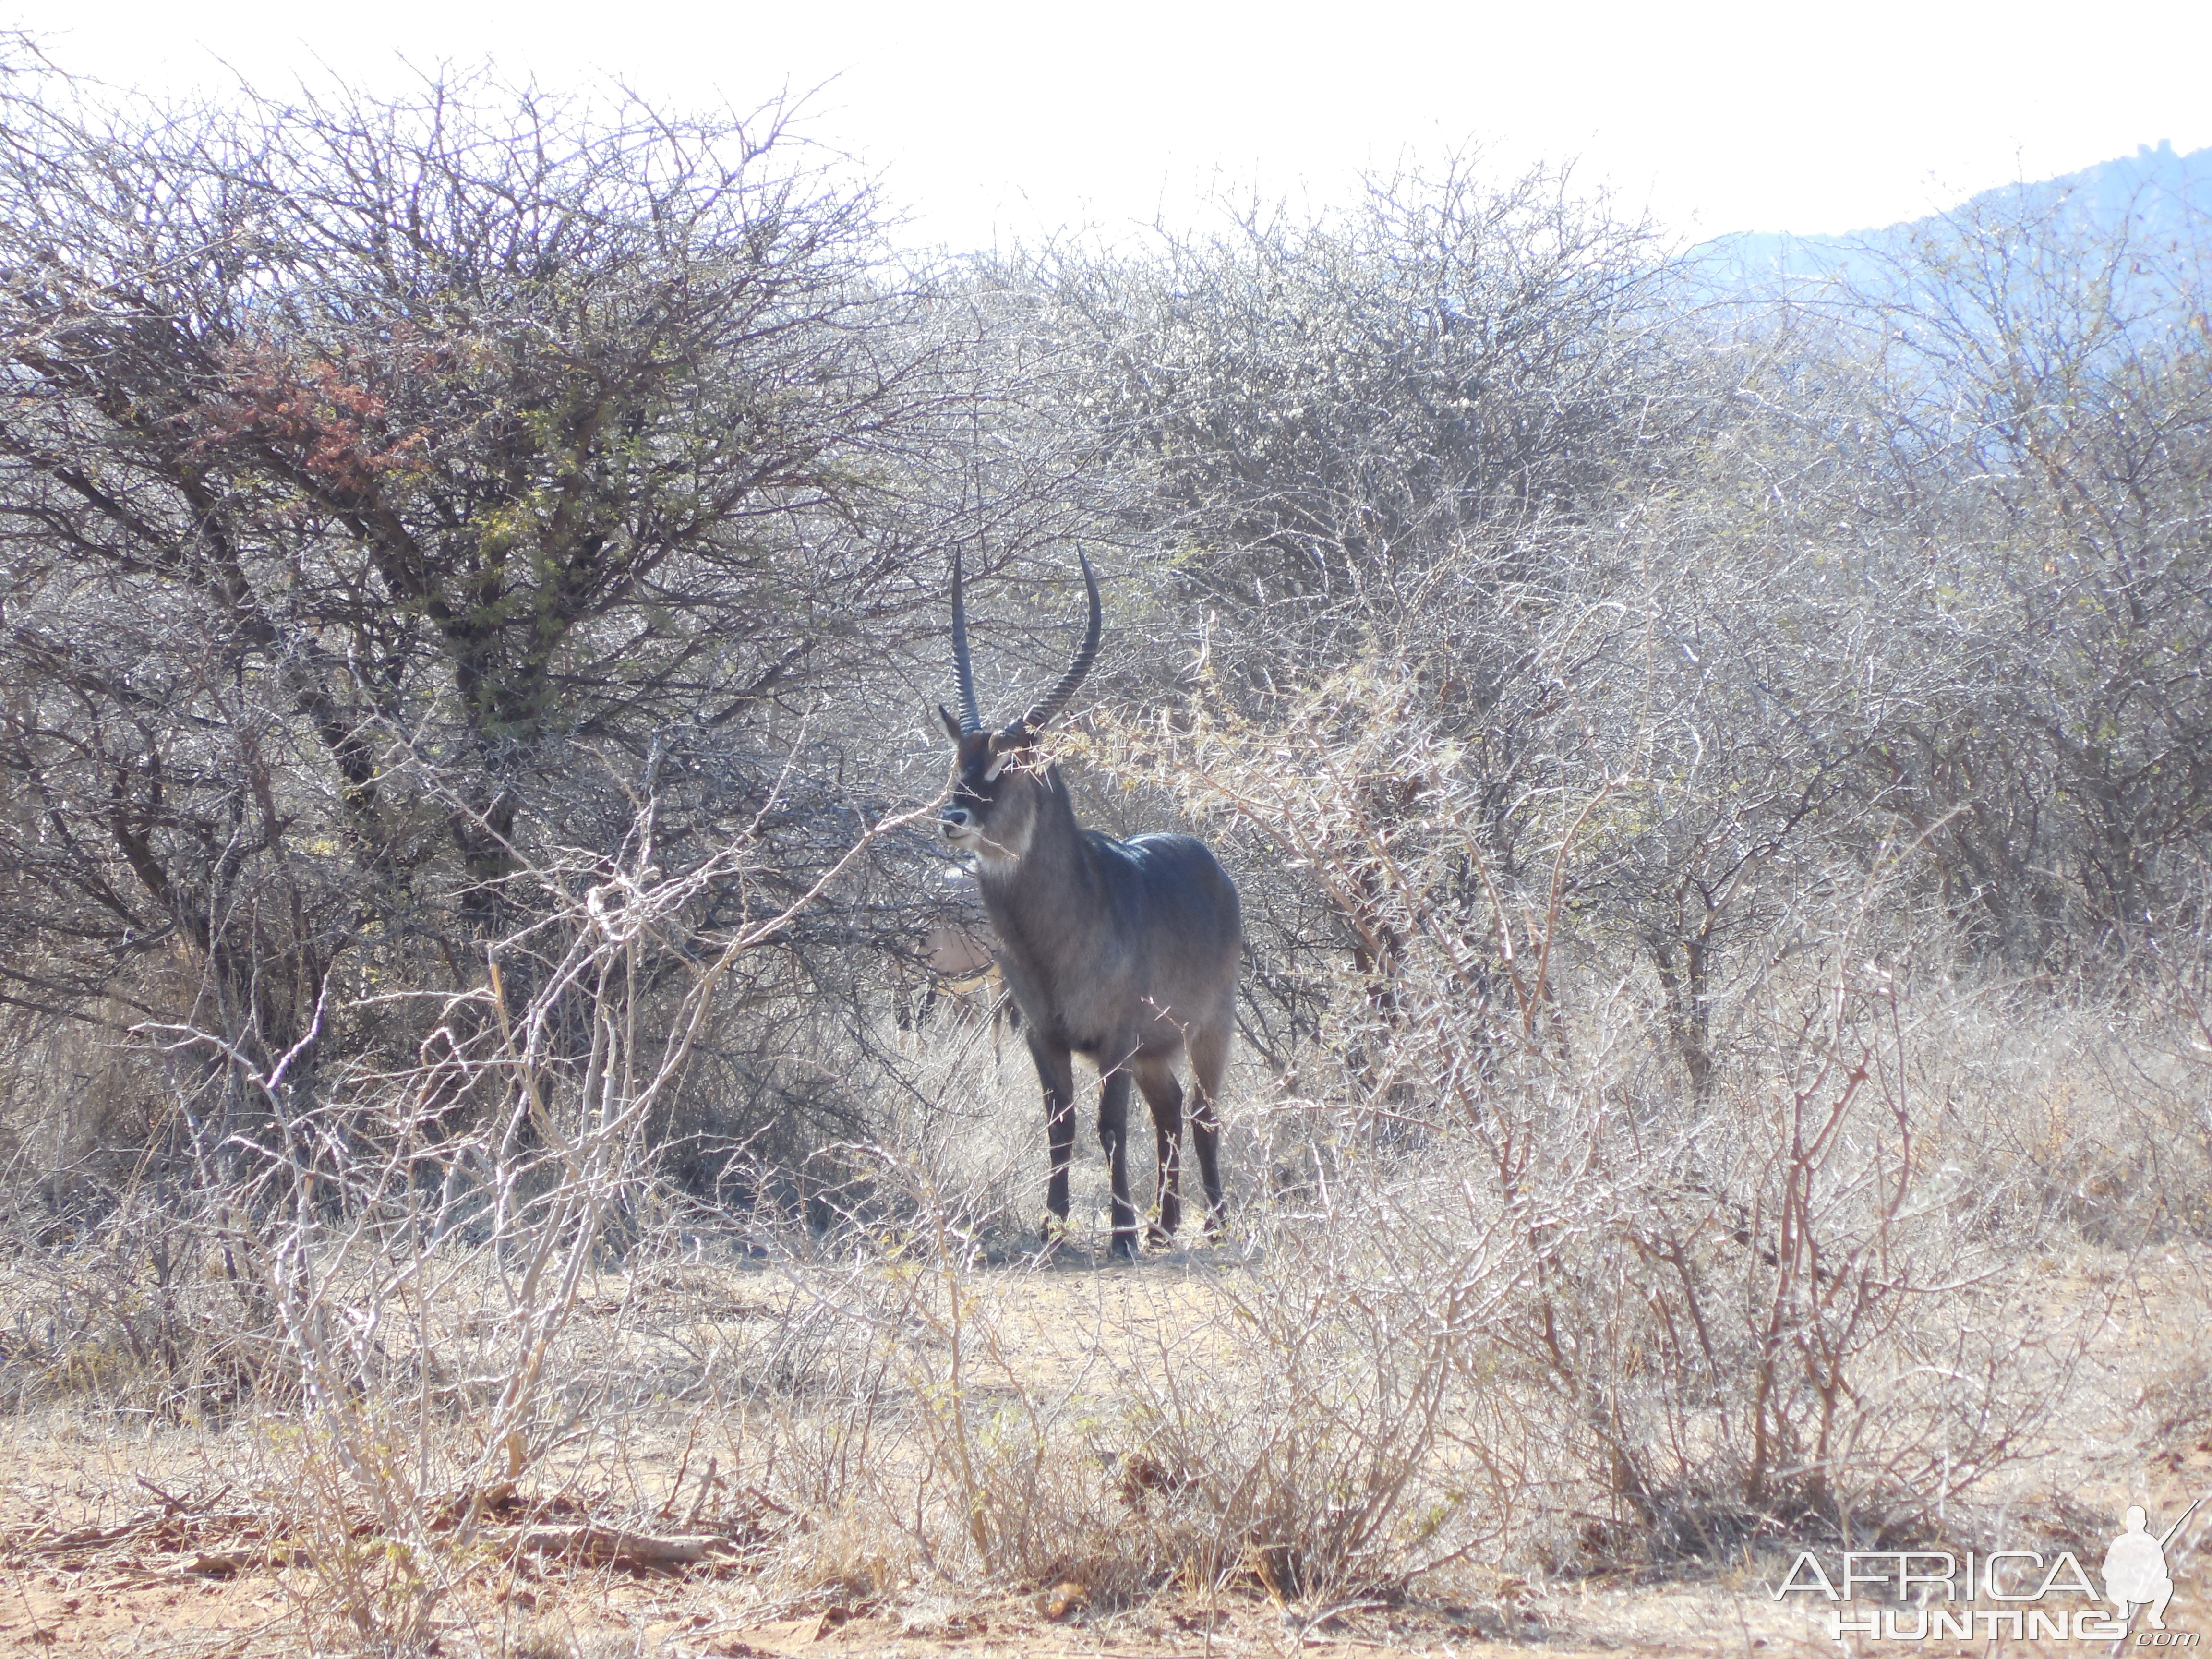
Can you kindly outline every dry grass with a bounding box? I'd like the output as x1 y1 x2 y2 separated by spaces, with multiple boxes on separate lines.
5 989 2212 1659
0 1232 2206 1657
6 785 2212 1656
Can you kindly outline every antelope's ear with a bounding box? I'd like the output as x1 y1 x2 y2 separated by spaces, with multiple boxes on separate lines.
937 704 964 743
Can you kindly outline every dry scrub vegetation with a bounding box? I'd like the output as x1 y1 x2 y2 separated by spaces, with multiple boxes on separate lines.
3 48 2212 1659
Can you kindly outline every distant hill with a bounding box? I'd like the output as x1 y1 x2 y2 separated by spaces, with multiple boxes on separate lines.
1689 141 2212 296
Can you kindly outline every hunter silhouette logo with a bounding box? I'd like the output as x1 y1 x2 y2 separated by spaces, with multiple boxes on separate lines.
1772 1494 2205 1643
2107 1501 2201 1633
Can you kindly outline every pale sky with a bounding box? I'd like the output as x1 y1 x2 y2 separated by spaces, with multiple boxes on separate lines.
8 0 2209 253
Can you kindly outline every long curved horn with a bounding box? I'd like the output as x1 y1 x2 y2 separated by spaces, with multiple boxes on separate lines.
1014 552 1102 734
950 547 984 735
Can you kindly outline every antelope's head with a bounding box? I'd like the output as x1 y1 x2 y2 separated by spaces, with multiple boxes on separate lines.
938 550 1100 868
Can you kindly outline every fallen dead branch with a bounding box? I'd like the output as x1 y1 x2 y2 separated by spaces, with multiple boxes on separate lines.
509 1524 740 1570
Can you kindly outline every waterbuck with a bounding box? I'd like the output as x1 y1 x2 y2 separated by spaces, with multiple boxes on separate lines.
937 552 1241 1258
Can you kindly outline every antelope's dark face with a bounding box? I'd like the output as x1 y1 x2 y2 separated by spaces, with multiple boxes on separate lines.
938 718 1041 867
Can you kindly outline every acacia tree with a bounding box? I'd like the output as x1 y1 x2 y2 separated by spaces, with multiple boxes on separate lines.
1843 181 2212 962
992 165 1727 1057
0 64 983 1157
1008 160 1677 676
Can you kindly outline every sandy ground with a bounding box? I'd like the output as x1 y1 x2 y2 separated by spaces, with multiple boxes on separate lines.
5 1248 2210 1658
0 1531 1850 1659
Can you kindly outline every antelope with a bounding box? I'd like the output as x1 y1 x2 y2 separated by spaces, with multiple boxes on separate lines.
920 920 1001 1012
897 917 1014 1041
938 551 1241 1258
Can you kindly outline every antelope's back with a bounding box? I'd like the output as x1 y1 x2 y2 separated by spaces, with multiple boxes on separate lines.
1091 830 1242 1013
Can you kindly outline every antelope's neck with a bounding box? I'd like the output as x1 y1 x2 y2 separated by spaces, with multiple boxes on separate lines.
975 784 1106 947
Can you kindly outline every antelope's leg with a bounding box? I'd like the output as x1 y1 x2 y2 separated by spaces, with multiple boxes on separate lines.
1134 1056 1186 1242
1187 1021 1231 1238
1097 1059 1139 1259
1031 1036 1079 1235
